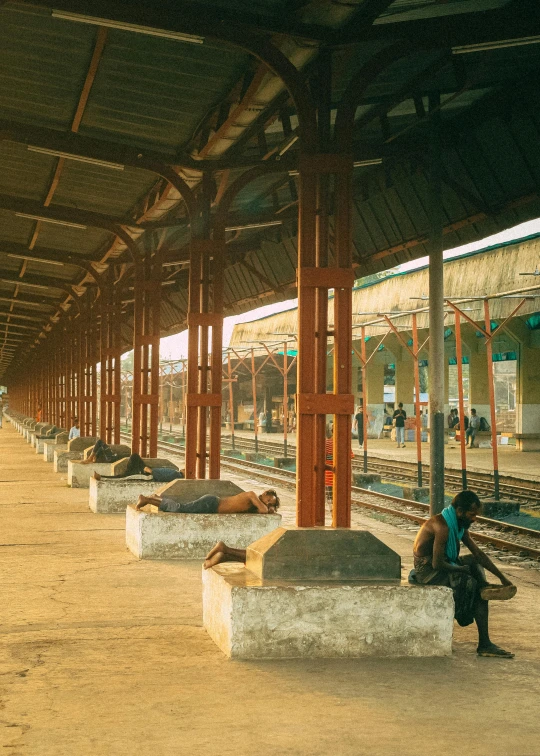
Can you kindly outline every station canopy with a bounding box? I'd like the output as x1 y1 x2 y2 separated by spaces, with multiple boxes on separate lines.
0 0 539 377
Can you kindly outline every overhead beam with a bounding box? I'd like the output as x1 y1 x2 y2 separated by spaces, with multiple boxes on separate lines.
0 193 123 234
0 293 59 309
0 320 40 331
0 118 278 172
0 271 84 294
0 308 49 322
0 239 105 268
25 0 540 49
340 0 540 46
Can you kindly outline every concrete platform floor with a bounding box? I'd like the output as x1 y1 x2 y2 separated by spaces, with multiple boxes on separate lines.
224 428 540 483
2 421 540 756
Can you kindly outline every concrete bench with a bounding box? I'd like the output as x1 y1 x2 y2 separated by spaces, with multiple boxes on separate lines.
203 528 453 659
68 444 131 487
126 480 281 559
33 426 58 452
89 458 180 513
204 566 453 659
470 430 492 448
23 421 38 441
53 437 97 473
29 423 51 446
514 433 540 452
43 432 69 462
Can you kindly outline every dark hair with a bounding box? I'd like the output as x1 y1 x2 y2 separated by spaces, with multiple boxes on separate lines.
398 402 403 407
263 489 280 510
471 408 477 413
451 490 481 513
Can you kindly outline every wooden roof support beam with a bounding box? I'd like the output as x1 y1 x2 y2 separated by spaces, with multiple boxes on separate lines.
0 192 190 234
0 118 278 173
0 271 85 295
0 293 58 309
0 308 50 322
0 240 106 269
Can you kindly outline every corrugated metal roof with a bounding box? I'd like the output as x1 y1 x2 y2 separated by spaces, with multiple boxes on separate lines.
1 0 540 375
51 160 156 217
0 5 96 129
79 31 249 150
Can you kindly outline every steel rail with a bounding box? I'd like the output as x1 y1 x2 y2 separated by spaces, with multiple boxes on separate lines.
120 431 540 560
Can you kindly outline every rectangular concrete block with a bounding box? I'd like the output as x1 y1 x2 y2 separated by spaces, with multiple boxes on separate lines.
54 450 82 473
353 473 382 486
203 564 454 659
154 478 244 500
68 460 118 488
126 504 282 560
247 528 401 582
109 457 179 476
45 442 66 463
67 436 97 452
89 478 162 513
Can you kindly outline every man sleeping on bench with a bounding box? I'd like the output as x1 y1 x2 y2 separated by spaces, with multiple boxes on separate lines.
135 488 280 515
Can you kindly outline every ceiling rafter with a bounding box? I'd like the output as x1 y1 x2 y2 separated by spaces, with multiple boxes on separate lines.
0 271 87 293
0 240 107 269
27 0 540 48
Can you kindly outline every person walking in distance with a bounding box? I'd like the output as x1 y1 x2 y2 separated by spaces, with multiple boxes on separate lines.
393 402 407 448
466 408 481 448
353 404 364 448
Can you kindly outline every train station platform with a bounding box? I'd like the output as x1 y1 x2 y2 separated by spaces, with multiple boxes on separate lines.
1 421 540 755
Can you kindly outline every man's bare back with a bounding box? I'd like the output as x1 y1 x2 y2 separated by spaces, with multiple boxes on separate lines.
218 491 270 513
413 514 447 557
136 489 280 514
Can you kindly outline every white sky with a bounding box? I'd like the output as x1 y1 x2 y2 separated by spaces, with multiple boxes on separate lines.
159 216 540 361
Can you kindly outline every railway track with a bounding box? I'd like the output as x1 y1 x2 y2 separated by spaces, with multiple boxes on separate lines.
217 434 540 508
127 433 540 565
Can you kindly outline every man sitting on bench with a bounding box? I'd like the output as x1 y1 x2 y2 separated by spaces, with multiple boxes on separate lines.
135 488 280 515
412 489 516 658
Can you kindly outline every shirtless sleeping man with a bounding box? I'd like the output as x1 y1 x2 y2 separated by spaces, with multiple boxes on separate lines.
135 488 280 515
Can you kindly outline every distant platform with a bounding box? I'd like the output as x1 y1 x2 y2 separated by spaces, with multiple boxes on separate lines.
222 428 540 485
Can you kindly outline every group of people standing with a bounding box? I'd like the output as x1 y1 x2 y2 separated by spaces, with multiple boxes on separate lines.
353 402 408 449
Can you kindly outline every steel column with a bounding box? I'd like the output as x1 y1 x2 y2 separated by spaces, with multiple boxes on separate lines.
453 310 468 489
428 94 445 515
296 153 355 527
185 239 224 479
411 314 424 487
132 248 163 458
99 267 122 444
360 327 369 473
484 299 500 500
227 351 235 451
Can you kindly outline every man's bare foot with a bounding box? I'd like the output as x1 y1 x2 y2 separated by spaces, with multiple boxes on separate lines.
203 552 226 569
93 472 101 481
136 494 160 511
80 455 95 465
205 541 227 561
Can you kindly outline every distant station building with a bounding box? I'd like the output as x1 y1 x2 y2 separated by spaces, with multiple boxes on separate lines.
228 234 540 451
